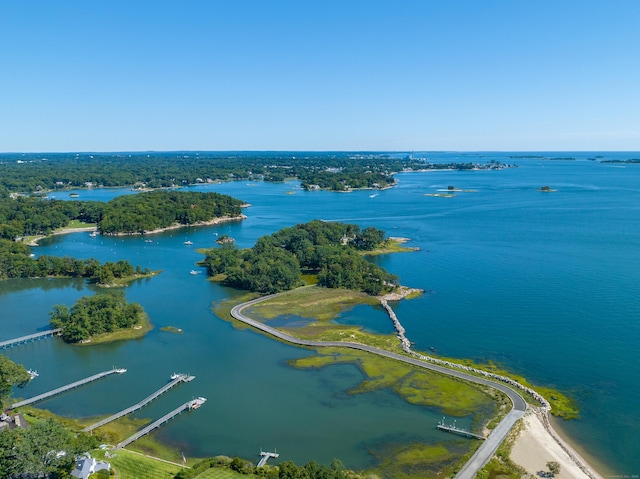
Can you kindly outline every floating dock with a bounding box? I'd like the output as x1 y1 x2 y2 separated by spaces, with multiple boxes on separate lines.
0 329 62 349
82 373 195 432
115 397 206 449
10 368 126 410
257 450 280 467
436 417 485 440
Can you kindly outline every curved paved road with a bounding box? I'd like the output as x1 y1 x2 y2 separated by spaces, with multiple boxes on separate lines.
231 295 527 478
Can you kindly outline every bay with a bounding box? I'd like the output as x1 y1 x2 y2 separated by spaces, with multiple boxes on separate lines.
2 152 639 474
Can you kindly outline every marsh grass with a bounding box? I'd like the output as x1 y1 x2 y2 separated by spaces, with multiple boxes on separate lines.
76 313 152 346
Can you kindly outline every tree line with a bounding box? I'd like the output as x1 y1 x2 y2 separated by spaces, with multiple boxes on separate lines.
98 190 244 234
203 220 397 295
50 290 145 343
0 187 244 239
0 238 150 283
0 152 427 193
175 455 355 479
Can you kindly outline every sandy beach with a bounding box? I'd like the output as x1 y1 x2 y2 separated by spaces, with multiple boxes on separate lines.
26 226 97 246
511 409 604 479
106 214 247 236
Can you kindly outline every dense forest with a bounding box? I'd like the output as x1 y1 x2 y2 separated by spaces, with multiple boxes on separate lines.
99 190 244 234
0 187 102 239
0 187 244 238
50 291 145 343
0 151 510 194
0 238 150 283
203 220 397 295
0 152 419 192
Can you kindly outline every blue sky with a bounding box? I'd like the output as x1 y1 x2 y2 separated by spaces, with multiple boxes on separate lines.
1 1 639 152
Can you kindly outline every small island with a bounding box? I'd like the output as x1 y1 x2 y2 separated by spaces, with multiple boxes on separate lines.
50 291 151 344
215 234 234 244
202 220 405 295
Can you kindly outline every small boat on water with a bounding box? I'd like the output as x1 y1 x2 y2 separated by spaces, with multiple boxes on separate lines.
28 369 39 379
89 231 98 238
189 397 207 410
184 241 193 245
171 373 182 380
189 270 200 275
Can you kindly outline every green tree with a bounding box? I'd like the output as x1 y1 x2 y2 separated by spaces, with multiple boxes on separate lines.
547 461 561 476
0 355 30 408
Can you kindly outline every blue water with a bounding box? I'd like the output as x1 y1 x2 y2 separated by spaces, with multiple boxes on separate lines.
2 152 639 474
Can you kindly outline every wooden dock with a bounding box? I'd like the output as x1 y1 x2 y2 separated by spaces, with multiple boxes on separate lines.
0 329 62 349
115 397 206 449
82 374 195 432
10 368 126 410
257 450 279 467
436 417 485 440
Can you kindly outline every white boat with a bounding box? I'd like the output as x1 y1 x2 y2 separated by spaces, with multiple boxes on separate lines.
28 369 39 379
145 239 153 243
189 270 200 275
89 231 98 238
189 397 207 410
184 241 193 245
171 373 182 380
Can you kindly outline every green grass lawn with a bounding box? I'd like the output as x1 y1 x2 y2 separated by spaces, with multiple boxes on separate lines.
195 468 257 479
94 449 181 479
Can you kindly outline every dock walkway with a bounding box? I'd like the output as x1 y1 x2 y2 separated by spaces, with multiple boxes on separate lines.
115 397 206 449
10 368 126 410
83 374 195 432
0 329 62 349
257 450 279 467
436 417 485 440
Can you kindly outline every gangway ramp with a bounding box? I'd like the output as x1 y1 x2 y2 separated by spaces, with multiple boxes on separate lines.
83 374 195 432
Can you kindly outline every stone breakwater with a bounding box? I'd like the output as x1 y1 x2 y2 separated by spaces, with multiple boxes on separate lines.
380 298 551 411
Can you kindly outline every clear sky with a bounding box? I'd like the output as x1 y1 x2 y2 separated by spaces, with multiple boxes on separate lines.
1 1 639 152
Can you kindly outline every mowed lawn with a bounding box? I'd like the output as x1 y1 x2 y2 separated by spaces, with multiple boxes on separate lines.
103 450 181 479
97 449 257 479
195 469 257 479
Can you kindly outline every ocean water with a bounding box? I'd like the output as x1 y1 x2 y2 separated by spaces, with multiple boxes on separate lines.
2 152 639 474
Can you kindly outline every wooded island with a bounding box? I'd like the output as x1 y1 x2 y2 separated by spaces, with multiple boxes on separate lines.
203 220 399 295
